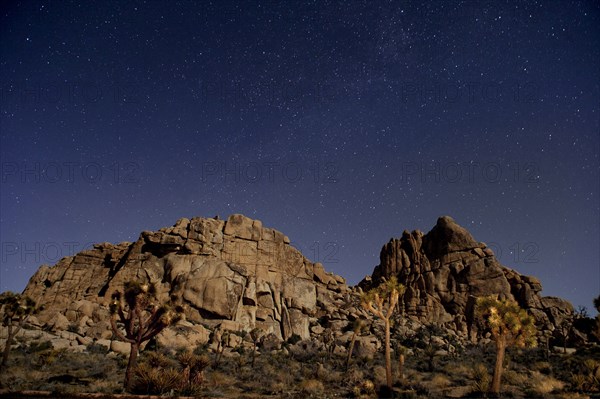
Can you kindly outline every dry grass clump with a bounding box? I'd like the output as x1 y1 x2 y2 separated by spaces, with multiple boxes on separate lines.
503 368 528 386
570 359 600 393
429 373 451 389
299 378 325 396
87 378 121 394
207 370 237 387
527 370 565 396
372 365 387 387
532 360 553 374
441 360 471 377
352 379 376 398
346 367 365 387
130 350 210 396
132 363 181 395
237 354 297 394
470 363 490 394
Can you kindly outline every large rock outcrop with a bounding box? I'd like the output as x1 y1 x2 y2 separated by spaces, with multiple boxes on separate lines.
361 216 574 341
17 214 577 353
23 214 349 344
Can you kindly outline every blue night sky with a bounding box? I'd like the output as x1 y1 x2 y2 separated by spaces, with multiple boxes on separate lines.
1 1 599 312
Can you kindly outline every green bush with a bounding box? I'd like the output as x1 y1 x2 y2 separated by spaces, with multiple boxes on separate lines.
28 340 52 353
86 342 108 354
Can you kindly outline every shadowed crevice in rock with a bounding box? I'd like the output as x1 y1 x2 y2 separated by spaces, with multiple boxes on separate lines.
98 242 136 297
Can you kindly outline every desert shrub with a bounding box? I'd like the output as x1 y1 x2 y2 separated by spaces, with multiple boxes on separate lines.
67 323 79 334
193 342 210 355
526 371 565 396
441 360 470 376
583 359 600 391
372 365 387 387
346 367 365 387
131 363 181 395
570 359 600 392
299 379 324 396
471 363 490 394
532 361 552 374
144 350 173 368
571 373 587 392
255 358 296 395
352 379 376 397
86 342 108 354
503 369 528 386
289 340 321 363
28 340 52 353
37 348 67 367
177 351 210 392
429 373 451 389
88 379 121 394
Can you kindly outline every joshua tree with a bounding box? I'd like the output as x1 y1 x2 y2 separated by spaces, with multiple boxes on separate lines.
360 276 405 390
322 327 335 360
177 351 211 391
558 316 573 354
346 318 365 370
394 342 407 382
212 329 229 368
0 292 39 372
110 281 183 391
249 327 263 368
476 296 536 396
416 324 443 372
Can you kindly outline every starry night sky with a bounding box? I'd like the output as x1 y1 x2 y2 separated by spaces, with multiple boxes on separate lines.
1 1 599 312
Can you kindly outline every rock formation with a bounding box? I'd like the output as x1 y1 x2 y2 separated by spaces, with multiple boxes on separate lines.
361 216 574 341
22 214 350 348
13 214 577 354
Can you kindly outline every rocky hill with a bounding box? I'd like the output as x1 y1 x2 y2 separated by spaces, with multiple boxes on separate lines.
17 214 576 353
362 216 574 342
22 214 352 351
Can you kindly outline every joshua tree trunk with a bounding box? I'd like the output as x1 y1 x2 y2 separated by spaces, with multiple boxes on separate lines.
384 318 392 389
0 319 25 372
398 352 405 381
346 330 357 370
491 336 506 395
0 324 14 370
124 341 139 391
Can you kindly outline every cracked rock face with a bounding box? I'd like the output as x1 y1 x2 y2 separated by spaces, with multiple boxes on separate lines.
363 216 573 340
23 214 348 343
